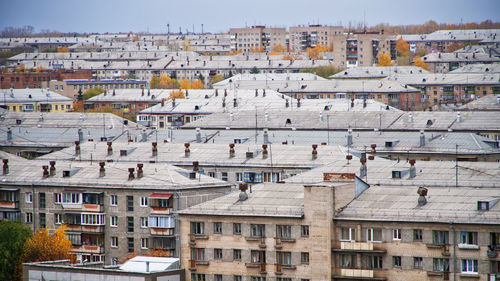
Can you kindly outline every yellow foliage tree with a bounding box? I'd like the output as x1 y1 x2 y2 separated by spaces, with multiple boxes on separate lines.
22 225 74 263
227 49 243 56
250 46 265 53
413 56 430 71
132 35 139 42
306 45 329 60
209 74 225 87
269 44 286 55
150 74 179 89
182 40 192 51
14 64 26 73
396 38 410 55
180 79 204 89
282 53 303 60
57 46 70 53
35 66 45 73
168 90 185 100
377 53 394 66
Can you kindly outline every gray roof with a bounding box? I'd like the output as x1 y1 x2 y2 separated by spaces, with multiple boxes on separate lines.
399 29 500 43
213 73 326 87
458 94 500 111
178 183 307 218
328 66 430 79
336 185 500 225
422 52 500 63
449 63 500 74
383 72 500 86
0 88 72 104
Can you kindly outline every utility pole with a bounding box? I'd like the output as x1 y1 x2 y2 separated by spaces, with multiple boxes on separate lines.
201 24 204 35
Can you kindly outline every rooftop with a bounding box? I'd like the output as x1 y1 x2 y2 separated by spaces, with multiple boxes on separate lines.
328 66 430 79
458 94 500 111
0 88 72 104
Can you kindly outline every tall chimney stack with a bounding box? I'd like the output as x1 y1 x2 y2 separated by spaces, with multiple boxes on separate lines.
99 162 105 177
184 143 190 157
152 142 158 157
2 159 9 175
229 143 235 158
107 141 113 155
136 163 144 178
128 168 135 180
42 165 49 178
49 161 56 177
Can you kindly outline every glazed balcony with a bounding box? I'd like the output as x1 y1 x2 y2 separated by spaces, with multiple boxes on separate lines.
333 268 387 280
332 241 386 254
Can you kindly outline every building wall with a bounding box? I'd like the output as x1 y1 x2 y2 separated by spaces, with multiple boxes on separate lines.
230 27 287 53
289 26 344 51
4 101 73 113
331 33 396 68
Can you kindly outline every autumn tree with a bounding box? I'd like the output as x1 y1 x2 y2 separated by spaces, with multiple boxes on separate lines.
22 225 73 263
14 64 26 73
250 46 265 53
413 56 430 71
208 74 225 87
180 79 203 89
227 49 243 56
396 38 411 66
132 35 140 42
300 65 344 78
396 38 410 54
269 44 286 55
181 40 192 51
35 66 45 73
57 46 69 53
0 220 32 281
168 90 185 99
150 74 179 89
82 87 105 100
446 42 463 52
282 53 303 60
377 53 394 66
415 49 429 57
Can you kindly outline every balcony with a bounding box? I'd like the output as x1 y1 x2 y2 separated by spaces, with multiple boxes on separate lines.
61 203 103 212
71 244 104 254
0 200 19 209
150 228 175 236
458 243 479 250
333 269 387 280
275 263 296 274
426 244 450 256
332 242 386 254
245 262 266 274
244 236 267 248
149 207 173 215
66 224 104 233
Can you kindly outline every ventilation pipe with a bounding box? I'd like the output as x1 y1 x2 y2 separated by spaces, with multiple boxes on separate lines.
229 112 234 121
264 112 269 122
285 99 289 108
152 142 158 157
319 111 323 122
196 128 201 143
417 186 428 206
347 128 353 146
262 144 268 159
238 183 248 201
128 168 135 180
136 163 144 178
222 99 226 108
255 89 258 97
360 157 367 178
42 165 49 178
215 89 218 97
184 143 190 157
456 112 461 123
192 161 199 173
297 97 301 108
263 89 266 97
99 162 105 177
78 128 83 142
7 127 12 141
233 98 237 108
419 130 425 147
263 129 269 144
107 141 113 156
363 98 367 108
2 159 9 175
312 144 318 160
49 161 56 177
229 143 235 158
172 99 176 107
409 159 416 178
74 141 80 156
351 98 355 108
408 112 413 123
224 89 227 97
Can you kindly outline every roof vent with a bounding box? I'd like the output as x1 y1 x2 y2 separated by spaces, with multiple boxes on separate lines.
246 151 255 159
238 183 248 201
63 168 80 178
417 187 428 206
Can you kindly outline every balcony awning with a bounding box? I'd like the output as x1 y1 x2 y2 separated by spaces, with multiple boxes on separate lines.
0 188 19 191
62 190 82 193
149 193 173 199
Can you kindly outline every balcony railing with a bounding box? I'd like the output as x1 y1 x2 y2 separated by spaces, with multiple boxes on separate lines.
333 241 386 253
149 207 172 215
0 200 19 209
333 268 387 280
150 228 175 236
71 244 105 254
66 224 104 233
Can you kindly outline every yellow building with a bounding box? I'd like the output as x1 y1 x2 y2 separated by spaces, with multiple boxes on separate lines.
0 88 73 113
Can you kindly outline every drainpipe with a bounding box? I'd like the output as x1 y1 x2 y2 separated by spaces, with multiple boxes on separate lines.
175 191 182 267
32 184 36 232
450 222 456 281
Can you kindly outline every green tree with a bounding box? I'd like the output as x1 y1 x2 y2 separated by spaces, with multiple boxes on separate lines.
82 87 105 100
299 65 344 78
0 220 32 281
249 66 260 74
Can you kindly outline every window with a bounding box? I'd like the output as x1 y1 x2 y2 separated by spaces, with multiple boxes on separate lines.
339 254 355 268
251 224 265 237
234 276 242 281
62 192 81 204
301 252 309 264
276 225 291 239
250 277 265 281
141 238 148 249
127 217 134 232
191 248 205 261
208 172 216 178
214 222 222 234
461 259 478 274
128 238 134 252
233 249 241 260
68 233 81 246
110 216 118 227
433 258 450 272
25 192 32 203
393 256 402 268
276 252 291 265
236 172 243 182
251 250 266 263
191 222 205 235
340 227 355 241
221 172 228 181
413 229 423 241
39 193 46 209
367 228 382 242
55 213 63 224
111 237 118 248
40 213 46 228
393 229 401 240
127 196 134 211
54 193 62 204
140 217 148 228
140 196 148 207
81 213 105 225
215 275 222 281
149 216 174 228
459 231 478 246
25 212 33 224
367 255 383 269
301 225 309 237
414 257 423 269
233 223 241 235
214 248 222 259
433 230 449 244
191 274 206 281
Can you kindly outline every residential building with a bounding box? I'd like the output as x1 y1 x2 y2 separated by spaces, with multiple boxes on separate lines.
289 25 344 51
0 69 91 89
229 26 287 52
0 88 73 113
49 79 146 99
422 52 500 73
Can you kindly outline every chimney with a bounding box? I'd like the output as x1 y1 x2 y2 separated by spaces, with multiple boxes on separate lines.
172 99 176 107
161 99 165 107
363 98 367 108
7 127 12 141
312 144 318 160
229 112 234 121
263 89 266 97
74 141 80 155
238 183 248 201
42 165 49 178
371 144 376 153
49 161 56 176
360 157 367 178
351 98 354 108
78 128 83 142
2 159 8 175
409 159 416 178
408 112 413 123
347 128 353 146
262 144 268 159
215 89 218 97
417 186 428 206
103 140 112 156
128 168 135 180
142 88 144 96
456 112 461 123
39 113 43 122
224 89 227 97
297 97 301 108
196 128 201 143
455 53 458 58
419 130 425 147
99 161 105 177
192 161 199 172
136 163 144 178
222 99 226 108
152 142 158 156
184 143 190 157
263 128 269 144
319 111 323 122
233 98 237 108
148 89 150 96
255 89 258 97
185 89 189 97
112 89 115 96
264 112 269 122
146 261 150 273
285 99 289 108
229 143 235 158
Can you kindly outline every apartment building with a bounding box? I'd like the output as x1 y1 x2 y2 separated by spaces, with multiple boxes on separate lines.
229 26 287 52
332 186 500 281
0 154 232 264
331 32 397 68
49 79 146 99
0 88 73 113
289 25 344 51
422 52 500 73
0 69 91 89
178 175 364 281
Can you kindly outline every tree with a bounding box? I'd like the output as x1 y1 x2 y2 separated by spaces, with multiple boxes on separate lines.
413 56 430 71
180 79 203 89
14 64 26 73
35 66 45 73
22 225 73 263
227 49 242 56
282 53 302 61
447 42 463 52
83 87 105 100
249 66 260 74
0 220 32 281
151 74 179 89
269 44 286 55
300 65 344 78
415 49 428 57
168 90 185 99
377 53 394 66
57 46 69 53
396 38 410 55
250 46 265 53
208 74 225 87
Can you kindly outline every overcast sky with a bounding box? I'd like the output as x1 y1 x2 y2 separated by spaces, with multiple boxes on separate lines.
0 0 499 34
